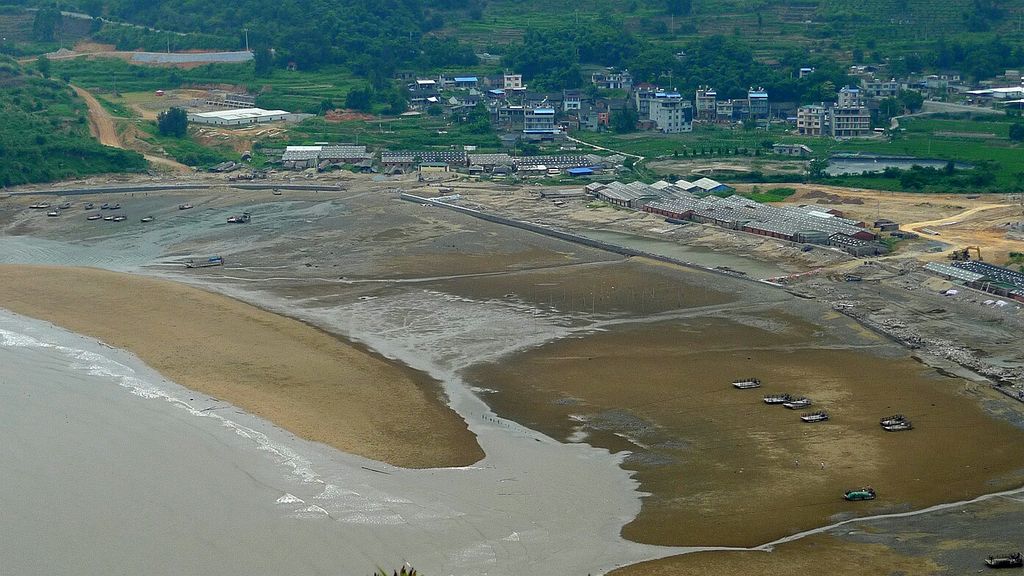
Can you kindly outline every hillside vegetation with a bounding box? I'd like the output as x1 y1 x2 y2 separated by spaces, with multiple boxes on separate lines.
0 56 146 186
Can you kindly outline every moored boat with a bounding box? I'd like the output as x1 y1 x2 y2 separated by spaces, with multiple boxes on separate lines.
178 203 193 210
140 216 155 223
29 202 50 209
985 552 1023 568
103 215 114 221
59 201 71 209
185 256 224 268
111 203 121 210
800 410 829 423
272 188 282 195
112 215 126 222
87 214 101 220
783 397 812 409
732 378 761 389
883 420 913 432
763 393 793 404
226 211 251 224
880 414 906 427
46 209 60 217
84 202 95 210
844 487 876 501
100 203 110 209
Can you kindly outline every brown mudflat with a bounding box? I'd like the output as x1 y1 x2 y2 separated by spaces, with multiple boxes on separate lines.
470 312 1024 547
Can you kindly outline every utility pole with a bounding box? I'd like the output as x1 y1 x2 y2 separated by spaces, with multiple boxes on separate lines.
244 28 249 52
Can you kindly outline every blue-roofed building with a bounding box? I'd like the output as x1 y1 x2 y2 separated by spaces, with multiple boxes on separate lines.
566 167 595 176
747 87 769 118
454 76 479 89
523 108 561 139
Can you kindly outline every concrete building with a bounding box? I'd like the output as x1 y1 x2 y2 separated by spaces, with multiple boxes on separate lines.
772 143 813 157
503 73 523 91
747 88 769 118
453 76 479 89
861 78 900 99
592 71 633 91
648 92 693 133
563 90 582 112
837 86 864 108
715 99 735 122
188 108 292 126
523 108 558 134
695 86 716 120
799 67 815 78
830 103 871 138
796 104 827 136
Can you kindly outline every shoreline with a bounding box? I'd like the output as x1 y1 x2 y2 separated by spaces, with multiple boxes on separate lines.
0 264 484 469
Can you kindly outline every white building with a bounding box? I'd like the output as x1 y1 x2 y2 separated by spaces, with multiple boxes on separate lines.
797 104 827 136
648 92 693 133
695 86 716 120
503 73 523 91
188 108 291 126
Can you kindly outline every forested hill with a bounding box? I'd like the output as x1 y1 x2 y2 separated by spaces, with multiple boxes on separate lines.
11 0 1024 93
0 57 146 186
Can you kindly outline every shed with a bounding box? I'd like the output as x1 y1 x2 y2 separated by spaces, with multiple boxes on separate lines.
566 167 594 177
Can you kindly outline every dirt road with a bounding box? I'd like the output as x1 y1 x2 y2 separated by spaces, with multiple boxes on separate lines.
72 84 191 172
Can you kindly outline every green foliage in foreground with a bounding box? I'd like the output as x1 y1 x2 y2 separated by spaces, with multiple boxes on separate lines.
0 57 146 186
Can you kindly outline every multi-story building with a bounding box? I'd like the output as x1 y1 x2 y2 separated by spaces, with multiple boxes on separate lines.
563 89 582 112
830 105 871 137
592 71 633 91
747 87 769 118
715 99 734 122
634 87 658 119
796 104 828 136
861 78 899 100
648 92 693 133
695 86 716 120
837 85 864 108
524 108 558 134
503 73 524 91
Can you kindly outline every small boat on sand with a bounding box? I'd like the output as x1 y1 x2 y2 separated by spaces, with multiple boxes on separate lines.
100 203 110 209
272 189 282 195
140 216 155 223
29 202 50 209
112 215 126 222
763 393 793 404
111 203 121 210
844 487 876 501
732 378 761 389
185 256 224 268
87 214 101 220
59 202 72 209
103 215 114 221
178 203 193 210
985 552 1023 568
800 410 829 423
84 202 95 210
783 397 812 409
879 415 906 427
883 420 913 432
46 209 60 217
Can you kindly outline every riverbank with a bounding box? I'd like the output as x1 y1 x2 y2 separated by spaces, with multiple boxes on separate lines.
0 264 483 469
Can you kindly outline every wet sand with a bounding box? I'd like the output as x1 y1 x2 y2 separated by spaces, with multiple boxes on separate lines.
0 264 483 468
610 534 940 576
469 312 1024 547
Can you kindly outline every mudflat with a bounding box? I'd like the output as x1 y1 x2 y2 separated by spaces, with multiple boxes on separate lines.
0 264 483 468
470 310 1024 547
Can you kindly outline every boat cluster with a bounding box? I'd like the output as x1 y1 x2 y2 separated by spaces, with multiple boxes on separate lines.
985 552 1023 568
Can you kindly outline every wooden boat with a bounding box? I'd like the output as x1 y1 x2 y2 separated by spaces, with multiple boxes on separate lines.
844 487 876 501
185 256 224 268
84 202 95 210
112 215 126 222
763 393 793 404
87 214 102 220
226 211 251 224
800 410 829 423
100 203 110 209
140 216 155 223
29 202 50 209
985 552 1023 568
111 203 121 210
783 397 812 409
59 202 72 209
272 189 282 195
46 209 60 217
178 203 193 210
882 420 913 432
103 215 114 221
732 378 761 389
880 414 906 427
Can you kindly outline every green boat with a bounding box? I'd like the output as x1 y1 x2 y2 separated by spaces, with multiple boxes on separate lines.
844 487 876 501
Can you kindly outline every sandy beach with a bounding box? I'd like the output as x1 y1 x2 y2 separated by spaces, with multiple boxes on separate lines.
0 264 482 468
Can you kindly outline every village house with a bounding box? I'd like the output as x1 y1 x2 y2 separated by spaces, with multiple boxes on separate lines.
591 70 633 91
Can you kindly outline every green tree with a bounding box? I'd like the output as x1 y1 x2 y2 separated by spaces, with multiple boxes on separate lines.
36 55 50 78
345 85 374 112
254 47 273 77
898 90 924 113
1009 123 1024 142
32 7 60 42
665 0 692 15
612 106 638 133
808 158 829 179
156 107 188 138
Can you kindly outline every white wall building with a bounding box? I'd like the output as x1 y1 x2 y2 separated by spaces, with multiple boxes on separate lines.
648 93 693 133
188 108 292 126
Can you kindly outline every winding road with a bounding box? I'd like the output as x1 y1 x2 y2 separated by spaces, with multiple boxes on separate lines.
71 84 191 172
